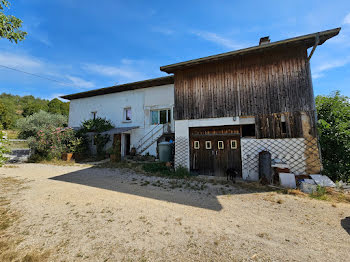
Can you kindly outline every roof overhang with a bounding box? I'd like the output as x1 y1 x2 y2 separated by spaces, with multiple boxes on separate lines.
61 75 174 100
160 27 341 73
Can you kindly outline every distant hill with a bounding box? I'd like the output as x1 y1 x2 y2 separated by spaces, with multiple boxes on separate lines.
0 93 69 129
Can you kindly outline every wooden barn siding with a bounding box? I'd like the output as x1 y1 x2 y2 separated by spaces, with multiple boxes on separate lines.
174 46 315 121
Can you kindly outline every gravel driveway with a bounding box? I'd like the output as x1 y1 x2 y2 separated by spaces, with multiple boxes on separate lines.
0 163 349 261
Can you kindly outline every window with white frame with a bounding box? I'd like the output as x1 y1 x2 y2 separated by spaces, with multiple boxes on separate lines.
151 109 171 125
230 140 237 149
218 141 224 149
124 107 132 121
194 141 200 149
205 141 212 149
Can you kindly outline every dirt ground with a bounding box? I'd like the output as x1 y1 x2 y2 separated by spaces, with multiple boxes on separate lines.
0 163 349 262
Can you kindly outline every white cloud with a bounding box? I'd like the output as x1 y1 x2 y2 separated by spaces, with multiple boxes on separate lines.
312 57 350 79
343 12 350 25
82 63 144 80
0 52 43 70
192 31 247 50
66 75 95 89
0 51 95 90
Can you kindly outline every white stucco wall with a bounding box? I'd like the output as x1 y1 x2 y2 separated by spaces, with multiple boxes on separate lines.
68 84 174 156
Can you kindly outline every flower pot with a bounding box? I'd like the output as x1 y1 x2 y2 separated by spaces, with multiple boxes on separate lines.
62 153 73 161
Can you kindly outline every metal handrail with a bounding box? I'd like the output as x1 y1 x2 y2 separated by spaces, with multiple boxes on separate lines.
136 124 163 150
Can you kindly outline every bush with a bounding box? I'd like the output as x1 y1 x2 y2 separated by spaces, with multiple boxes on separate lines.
0 130 10 166
174 166 190 178
78 117 114 133
17 111 67 139
76 117 114 158
28 127 77 160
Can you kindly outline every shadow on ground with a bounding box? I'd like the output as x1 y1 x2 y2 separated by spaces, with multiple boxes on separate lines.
50 167 273 211
341 217 350 235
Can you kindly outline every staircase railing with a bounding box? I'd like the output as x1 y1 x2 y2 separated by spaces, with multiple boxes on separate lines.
136 123 170 154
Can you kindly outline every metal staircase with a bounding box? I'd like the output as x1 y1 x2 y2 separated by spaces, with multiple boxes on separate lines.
136 124 170 155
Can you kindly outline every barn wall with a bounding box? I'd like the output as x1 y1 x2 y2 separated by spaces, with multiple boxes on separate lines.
174 46 314 122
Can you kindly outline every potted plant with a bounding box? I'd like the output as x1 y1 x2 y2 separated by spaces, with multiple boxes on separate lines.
62 137 82 162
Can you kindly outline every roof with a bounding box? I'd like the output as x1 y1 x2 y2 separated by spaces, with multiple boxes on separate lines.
61 75 174 100
160 27 341 73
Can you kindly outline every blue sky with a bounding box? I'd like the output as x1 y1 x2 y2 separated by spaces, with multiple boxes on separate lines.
0 0 350 100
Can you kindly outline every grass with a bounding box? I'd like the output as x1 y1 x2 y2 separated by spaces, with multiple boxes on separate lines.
4 130 19 139
7 140 29 150
0 176 50 262
27 155 80 166
97 161 191 179
279 186 350 204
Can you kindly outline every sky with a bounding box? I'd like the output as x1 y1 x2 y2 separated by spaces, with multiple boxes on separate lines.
0 0 350 100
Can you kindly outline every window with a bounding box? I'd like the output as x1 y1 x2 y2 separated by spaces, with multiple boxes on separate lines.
151 109 171 125
242 124 256 137
124 108 132 121
194 141 200 149
205 141 212 149
281 121 287 134
230 140 237 149
218 141 224 149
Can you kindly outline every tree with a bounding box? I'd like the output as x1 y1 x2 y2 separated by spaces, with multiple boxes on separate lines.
17 110 68 139
316 91 350 182
0 0 27 43
48 98 69 116
22 102 47 117
0 100 16 129
48 98 62 115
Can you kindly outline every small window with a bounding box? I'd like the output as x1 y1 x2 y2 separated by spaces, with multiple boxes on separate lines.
194 141 200 149
205 141 212 149
281 121 287 134
242 124 256 137
230 140 237 149
218 141 224 149
124 108 132 121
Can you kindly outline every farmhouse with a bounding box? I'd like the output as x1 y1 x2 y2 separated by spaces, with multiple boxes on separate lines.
62 27 340 181
61 76 175 156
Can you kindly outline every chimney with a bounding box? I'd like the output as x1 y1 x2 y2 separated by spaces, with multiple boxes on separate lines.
259 36 270 45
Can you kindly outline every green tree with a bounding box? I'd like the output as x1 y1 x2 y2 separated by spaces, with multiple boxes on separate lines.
22 102 48 117
0 100 15 129
316 91 350 182
17 110 68 139
47 98 62 114
47 98 70 116
0 0 27 43
60 101 70 116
